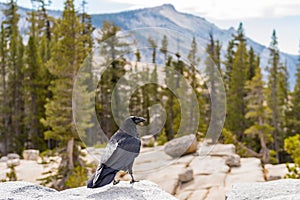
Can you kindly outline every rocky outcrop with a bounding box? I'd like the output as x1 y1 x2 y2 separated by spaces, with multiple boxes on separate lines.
23 150 40 161
1 142 293 200
0 180 179 200
164 134 198 158
226 179 300 200
264 163 291 181
4 153 21 167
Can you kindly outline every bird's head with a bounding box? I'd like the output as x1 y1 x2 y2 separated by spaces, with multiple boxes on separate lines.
120 116 145 137
130 116 146 125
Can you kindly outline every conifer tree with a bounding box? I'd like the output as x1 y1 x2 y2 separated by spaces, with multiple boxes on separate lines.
24 11 47 150
244 67 273 163
248 47 259 81
267 30 281 161
226 23 248 140
288 42 300 136
0 23 9 154
41 0 92 189
277 62 289 147
148 36 157 64
188 37 203 133
205 33 223 143
96 21 128 137
2 0 25 153
163 56 179 140
160 35 168 63
224 40 235 89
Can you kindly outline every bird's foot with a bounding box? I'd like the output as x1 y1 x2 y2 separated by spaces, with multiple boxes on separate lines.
113 180 120 185
130 179 139 184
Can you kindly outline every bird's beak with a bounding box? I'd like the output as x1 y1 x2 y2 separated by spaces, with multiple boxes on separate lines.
136 117 145 124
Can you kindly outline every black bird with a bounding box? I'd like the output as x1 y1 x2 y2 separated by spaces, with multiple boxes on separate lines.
87 116 145 188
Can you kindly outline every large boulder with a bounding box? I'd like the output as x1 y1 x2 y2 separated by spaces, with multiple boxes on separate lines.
178 167 194 183
164 134 197 158
0 180 179 200
0 156 8 162
23 149 40 161
225 154 241 167
7 153 20 160
265 163 291 181
226 179 300 200
7 159 20 167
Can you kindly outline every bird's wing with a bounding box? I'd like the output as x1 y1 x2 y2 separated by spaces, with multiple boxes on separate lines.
118 136 141 154
100 137 119 164
104 134 141 171
92 135 119 186
92 163 103 185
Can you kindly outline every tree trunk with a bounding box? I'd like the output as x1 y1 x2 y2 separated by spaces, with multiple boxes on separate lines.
67 137 74 170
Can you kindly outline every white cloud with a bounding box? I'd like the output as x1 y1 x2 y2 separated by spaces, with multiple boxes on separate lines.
107 0 300 20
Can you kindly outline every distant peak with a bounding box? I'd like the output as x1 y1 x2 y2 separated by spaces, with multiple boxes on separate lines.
159 4 176 11
161 4 175 9
228 27 236 33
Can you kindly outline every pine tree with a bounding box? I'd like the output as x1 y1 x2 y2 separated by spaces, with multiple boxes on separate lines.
248 47 259 81
31 0 52 40
160 35 168 63
288 42 300 136
267 30 281 161
277 62 289 149
28 0 55 150
226 23 248 140
205 33 224 143
128 50 143 121
0 22 9 155
224 40 235 89
23 11 48 150
244 67 273 163
148 36 157 64
187 37 203 134
41 0 92 189
96 21 128 137
2 0 25 154
161 56 176 141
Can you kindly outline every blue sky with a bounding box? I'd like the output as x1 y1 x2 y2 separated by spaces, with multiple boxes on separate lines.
1 0 299 55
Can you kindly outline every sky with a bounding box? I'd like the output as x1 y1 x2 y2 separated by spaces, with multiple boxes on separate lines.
1 0 299 55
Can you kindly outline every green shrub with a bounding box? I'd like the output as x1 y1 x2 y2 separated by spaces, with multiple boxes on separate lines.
157 131 168 146
284 163 300 179
269 149 279 164
65 166 87 188
284 134 300 179
6 165 17 181
93 143 107 149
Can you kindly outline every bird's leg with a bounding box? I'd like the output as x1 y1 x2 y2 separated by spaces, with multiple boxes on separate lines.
113 179 120 185
113 171 121 185
130 173 139 184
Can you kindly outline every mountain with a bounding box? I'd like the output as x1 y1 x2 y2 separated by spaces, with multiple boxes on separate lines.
0 3 298 88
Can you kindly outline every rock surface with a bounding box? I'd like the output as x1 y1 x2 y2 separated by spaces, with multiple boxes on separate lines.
1 142 291 200
164 134 197 158
0 180 179 200
226 179 300 200
87 143 267 200
7 153 20 160
178 168 193 183
23 149 40 161
225 154 241 167
265 164 291 181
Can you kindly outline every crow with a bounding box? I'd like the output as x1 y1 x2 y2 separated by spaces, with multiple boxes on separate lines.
87 116 145 188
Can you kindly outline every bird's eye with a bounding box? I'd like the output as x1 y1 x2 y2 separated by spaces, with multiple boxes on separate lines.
131 117 137 123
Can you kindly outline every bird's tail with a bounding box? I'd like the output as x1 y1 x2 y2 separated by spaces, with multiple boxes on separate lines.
87 164 118 188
